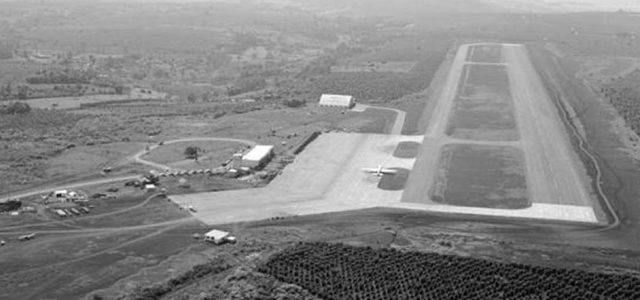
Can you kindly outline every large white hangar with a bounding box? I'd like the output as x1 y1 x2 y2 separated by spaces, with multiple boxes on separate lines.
318 94 355 108
242 145 274 169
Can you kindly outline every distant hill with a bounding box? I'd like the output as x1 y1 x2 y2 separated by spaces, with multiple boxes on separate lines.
292 0 505 17
271 0 640 14
482 0 640 13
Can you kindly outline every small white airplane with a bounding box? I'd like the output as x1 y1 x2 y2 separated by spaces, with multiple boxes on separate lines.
362 165 397 177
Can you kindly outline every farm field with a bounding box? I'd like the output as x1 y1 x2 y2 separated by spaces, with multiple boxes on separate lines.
431 144 529 209
447 64 518 141
261 242 640 300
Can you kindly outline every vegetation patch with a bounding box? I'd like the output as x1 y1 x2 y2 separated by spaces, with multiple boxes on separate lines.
393 141 420 159
601 69 640 137
468 44 503 63
261 242 640 300
378 168 410 191
447 64 518 141
123 258 232 300
431 144 529 209
310 72 429 102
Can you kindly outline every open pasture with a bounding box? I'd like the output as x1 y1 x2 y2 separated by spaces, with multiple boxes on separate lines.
140 140 245 171
431 144 529 209
447 64 518 141
467 44 503 63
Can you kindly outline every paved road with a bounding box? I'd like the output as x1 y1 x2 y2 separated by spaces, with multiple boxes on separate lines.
0 137 256 203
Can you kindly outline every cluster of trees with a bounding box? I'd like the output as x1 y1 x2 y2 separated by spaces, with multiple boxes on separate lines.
601 73 640 135
311 72 428 102
0 199 21 212
299 55 337 78
283 99 306 108
260 242 640 300
227 76 267 96
26 69 96 85
0 102 31 115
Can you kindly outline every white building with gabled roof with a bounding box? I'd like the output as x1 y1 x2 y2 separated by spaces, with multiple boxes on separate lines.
318 94 355 108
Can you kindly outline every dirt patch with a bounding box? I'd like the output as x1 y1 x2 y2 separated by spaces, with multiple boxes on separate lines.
447 64 519 141
431 144 529 209
393 141 420 158
377 168 410 191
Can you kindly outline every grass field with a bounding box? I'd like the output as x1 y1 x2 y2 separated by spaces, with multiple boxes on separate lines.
378 168 410 191
0 191 202 300
141 140 246 170
393 141 421 158
431 144 529 209
468 44 503 63
447 64 518 141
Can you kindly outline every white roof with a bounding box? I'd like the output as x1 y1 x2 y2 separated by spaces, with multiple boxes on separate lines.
319 94 353 105
54 190 68 194
242 145 274 161
205 229 229 239
145 184 156 188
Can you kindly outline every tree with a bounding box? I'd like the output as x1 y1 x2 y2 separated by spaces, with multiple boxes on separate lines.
184 146 203 161
0 102 31 115
187 93 197 103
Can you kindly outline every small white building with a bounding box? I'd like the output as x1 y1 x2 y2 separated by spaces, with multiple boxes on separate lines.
145 184 157 193
54 190 69 199
242 145 274 169
318 94 355 108
204 229 234 244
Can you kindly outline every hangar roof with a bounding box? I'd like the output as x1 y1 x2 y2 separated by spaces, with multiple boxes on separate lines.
319 94 354 106
243 145 274 162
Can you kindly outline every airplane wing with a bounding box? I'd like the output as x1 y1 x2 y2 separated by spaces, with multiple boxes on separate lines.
379 168 397 174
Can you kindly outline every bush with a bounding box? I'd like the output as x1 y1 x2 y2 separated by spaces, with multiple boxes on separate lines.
0 200 22 212
283 99 306 108
0 102 31 115
129 259 231 300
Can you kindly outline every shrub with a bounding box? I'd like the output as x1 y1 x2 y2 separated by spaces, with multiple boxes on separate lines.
283 99 306 108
